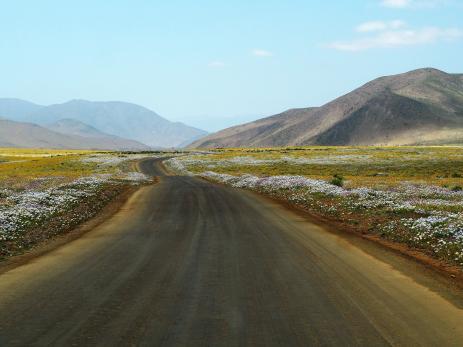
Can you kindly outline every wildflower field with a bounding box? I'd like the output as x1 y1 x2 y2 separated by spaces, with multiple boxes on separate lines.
165 146 463 267
0 148 160 259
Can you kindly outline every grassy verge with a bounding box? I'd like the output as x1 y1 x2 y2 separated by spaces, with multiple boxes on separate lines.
0 183 128 259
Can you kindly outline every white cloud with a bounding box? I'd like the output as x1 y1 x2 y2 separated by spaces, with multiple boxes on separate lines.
381 0 448 8
381 0 411 8
208 61 226 68
252 49 273 57
328 26 463 51
356 20 406 32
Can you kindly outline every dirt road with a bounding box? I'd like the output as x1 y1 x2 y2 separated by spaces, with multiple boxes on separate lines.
0 158 462 346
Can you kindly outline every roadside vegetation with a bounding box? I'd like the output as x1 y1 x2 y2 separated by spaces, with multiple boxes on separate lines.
0 149 164 259
165 146 463 268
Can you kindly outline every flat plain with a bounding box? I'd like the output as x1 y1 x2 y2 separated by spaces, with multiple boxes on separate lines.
1 157 463 346
1 148 463 346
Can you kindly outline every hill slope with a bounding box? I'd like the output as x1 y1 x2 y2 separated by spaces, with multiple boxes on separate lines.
0 99 207 148
192 68 463 147
0 119 149 150
46 118 109 138
45 118 150 149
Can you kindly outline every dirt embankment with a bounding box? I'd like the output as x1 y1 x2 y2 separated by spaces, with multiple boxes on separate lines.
196 173 463 286
0 184 138 274
256 191 463 285
0 158 161 271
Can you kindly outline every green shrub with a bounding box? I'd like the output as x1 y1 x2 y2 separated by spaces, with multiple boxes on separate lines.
452 185 462 192
330 174 344 187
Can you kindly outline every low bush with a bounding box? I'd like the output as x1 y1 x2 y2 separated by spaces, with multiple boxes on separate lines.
329 174 344 187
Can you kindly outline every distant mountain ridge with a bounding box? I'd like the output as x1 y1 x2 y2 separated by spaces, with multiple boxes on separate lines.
0 99 207 148
0 98 42 119
191 68 463 147
0 119 149 150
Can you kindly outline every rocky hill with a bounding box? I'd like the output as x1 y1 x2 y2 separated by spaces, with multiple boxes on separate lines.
192 68 463 147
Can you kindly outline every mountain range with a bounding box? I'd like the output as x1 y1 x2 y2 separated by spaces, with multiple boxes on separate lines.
192 68 463 147
2 68 462 150
0 99 207 149
0 119 149 150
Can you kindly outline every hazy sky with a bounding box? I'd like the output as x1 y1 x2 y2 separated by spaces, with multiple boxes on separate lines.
1 0 462 131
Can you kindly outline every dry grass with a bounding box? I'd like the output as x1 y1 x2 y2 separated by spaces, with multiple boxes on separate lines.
0 148 97 157
186 146 463 189
0 148 112 190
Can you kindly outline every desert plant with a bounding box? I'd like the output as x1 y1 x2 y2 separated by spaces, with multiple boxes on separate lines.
329 174 344 187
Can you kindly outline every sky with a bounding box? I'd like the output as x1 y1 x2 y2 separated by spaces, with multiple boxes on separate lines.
0 0 462 131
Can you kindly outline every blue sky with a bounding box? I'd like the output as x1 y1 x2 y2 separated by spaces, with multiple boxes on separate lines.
0 0 462 131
